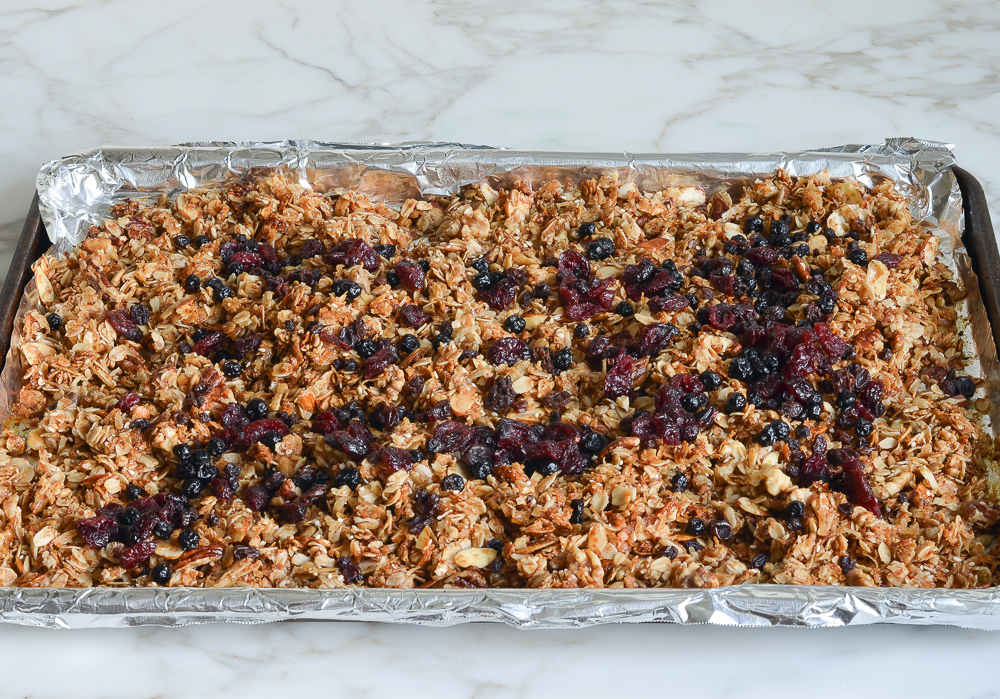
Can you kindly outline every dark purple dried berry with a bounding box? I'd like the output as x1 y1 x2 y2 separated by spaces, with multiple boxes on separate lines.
107 310 143 343
394 260 426 290
441 473 466 491
487 337 532 366
338 555 363 584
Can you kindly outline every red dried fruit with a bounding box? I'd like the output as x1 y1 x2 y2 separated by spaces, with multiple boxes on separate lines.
115 392 141 413
857 380 884 409
300 483 332 504
427 421 473 454
559 286 582 307
258 242 278 264
192 331 224 356
394 260 426 290
487 337 532 366
337 555 363 584
246 485 270 512
800 454 830 484
381 446 414 472
210 477 235 500
813 322 850 359
582 276 616 309
649 294 691 313
399 304 431 328
485 376 516 412
234 333 262 356
107 310 143 343
745 247 778 266
324 238 381 272
604 352 635 399
477 278 517 310
426 399 453 422
567 302 600 321
221 402 249 430
241 418 289 447
621 258 655 285
839 457 882 517
230 250 264 268
629 412 657 440
637 323 678 357
77 515 120 548
558 250 590 278
364 346 398 379
874 252 902 268
299 239 323 258
233 544 260 560
120 539 157 568
279 500 308 523
707 304 737 331
312 411 340 436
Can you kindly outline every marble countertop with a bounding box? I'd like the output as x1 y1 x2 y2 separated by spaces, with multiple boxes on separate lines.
1 1 999 696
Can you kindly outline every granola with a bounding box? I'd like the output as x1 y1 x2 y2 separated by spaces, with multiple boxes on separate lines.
0 168 996 590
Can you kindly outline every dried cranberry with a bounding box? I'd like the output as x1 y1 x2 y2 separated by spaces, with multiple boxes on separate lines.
478 278 518 310
637 323 678 357
364 346 398 379
800 454 830 484
231 250 264 269
427 421 473 454
77 515 120 548
338 555 363 584
381 446 414 472
120 540 157 568
246 485 270 512
114 392 141 413
300 483 331 504
838 457 882 517
394 260 426 290
399 304 431 328
485 376 516 412
604 353 635 399
745 247 778 267
210 476 235 500
234 333 262 357
107 310 143 343
557 250 590 278
649 294 691 313
857 380 884 409
813 322 850 359
192 331 224 356
566 302 600 321
241 418 290 447
324 238 380 272
299 240 323 258
279 500 308 523
487 337 532 366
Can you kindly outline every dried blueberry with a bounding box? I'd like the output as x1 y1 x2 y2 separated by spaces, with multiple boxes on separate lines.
333 466 361 490
194 235 210 248
441 473 465 491
504 315 526 333
221 360 242 378
687 517 706 536
246 398 267 420
355 338 377 359
399 334 420 354
46 313 62 331
838 554 856 572
178 528 200 551
848 247 869 266
578 221 597 237
570 498 585 524
374 243 396 259
151 563 171 585
723 392 747 414
745 216 764 233
671 472 689 492
471 258 490 274
615 301 634 317
699 371 722 391
574 324 591 339
587 237 615 260
553 348 573 372
787 500 806 518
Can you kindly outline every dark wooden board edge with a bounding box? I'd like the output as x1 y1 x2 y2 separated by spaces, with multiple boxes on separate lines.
953 166 1000 357
0 194 48 378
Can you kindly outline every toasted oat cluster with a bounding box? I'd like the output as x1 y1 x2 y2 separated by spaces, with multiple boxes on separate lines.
0 168 996 590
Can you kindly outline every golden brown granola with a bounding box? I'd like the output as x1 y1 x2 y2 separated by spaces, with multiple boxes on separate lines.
0 168 996 590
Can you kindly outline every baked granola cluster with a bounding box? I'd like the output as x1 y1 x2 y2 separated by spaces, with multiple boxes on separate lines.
0 168 996 590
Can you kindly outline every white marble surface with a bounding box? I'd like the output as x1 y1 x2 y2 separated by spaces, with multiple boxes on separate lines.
2 0 1000 696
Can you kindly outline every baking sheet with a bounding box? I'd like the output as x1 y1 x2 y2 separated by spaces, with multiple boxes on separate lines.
2 138 997 629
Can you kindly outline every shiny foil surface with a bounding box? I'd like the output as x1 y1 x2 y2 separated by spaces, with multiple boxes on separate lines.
2 138 996 629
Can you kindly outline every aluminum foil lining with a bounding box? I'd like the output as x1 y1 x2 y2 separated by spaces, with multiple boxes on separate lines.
2 137 995 630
